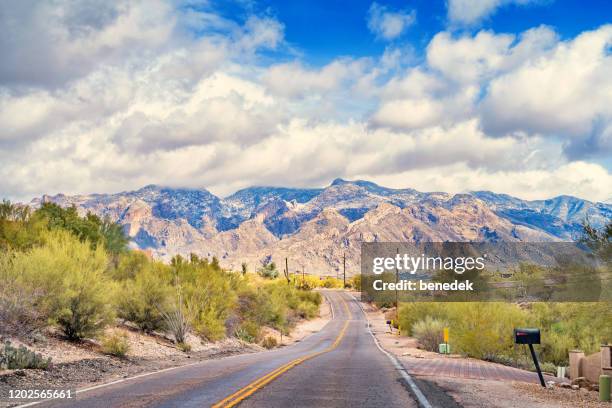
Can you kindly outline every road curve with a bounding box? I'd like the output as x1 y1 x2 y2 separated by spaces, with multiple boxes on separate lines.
34 291 417 408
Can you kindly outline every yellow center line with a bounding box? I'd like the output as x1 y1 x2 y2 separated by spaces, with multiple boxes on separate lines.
211 294 351 408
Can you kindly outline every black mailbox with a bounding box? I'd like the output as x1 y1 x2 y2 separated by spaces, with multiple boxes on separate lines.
514 328 540 344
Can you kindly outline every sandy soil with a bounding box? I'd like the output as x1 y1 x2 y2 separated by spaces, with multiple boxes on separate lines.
433 377 610 408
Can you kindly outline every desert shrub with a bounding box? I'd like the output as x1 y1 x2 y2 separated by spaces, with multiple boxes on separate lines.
448 303 528 359
349 275 362 290
237 286 275 327
398 303 448 336
0 201 47 251
398 300 612 367
173 255 237 341
111 250 150 281
297 290 322 306
399 302 528 359
262 336 278 349
101 330 130 358
294 301 319 319
0 341 51 370
0 257 46 336
257 262 279 279
321 277 343 288
530 302 611 365
298 275 343 289
177 342 191 352
116 262 172 332
160 291 189 344
261 282 290 330
413 317 447 352
235 321 260 343
1 230 114 340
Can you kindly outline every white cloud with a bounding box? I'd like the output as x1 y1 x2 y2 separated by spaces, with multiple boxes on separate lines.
0 1 610 204
364 161 612 202
367 3 416 40
0 0 177 87
447 0 540 25
481 25 612 159
263 60 365 98
426 26 557 84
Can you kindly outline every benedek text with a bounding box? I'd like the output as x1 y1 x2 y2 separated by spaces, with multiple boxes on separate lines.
372 279 474 291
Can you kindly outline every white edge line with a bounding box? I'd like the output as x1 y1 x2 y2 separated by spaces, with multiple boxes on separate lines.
16 293 338 408
328 292 335 320
14 360 205 408
349 294 433 408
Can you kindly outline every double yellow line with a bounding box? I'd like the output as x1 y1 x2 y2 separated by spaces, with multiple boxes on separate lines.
211 296 351 408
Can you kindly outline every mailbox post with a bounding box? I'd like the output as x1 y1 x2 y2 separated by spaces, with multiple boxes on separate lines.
514 328 545 387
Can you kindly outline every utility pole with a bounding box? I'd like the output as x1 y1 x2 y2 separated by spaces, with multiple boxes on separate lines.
395 247 399 323
343 252 346 288
285 257 290 285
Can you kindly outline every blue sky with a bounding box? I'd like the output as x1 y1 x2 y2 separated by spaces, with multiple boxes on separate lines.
0 0 610 202
207 0 611 64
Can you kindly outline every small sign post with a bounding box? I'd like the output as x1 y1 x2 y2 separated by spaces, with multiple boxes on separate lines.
443 327 449 354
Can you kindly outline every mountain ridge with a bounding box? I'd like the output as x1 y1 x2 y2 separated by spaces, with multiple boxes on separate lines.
29 180 611 275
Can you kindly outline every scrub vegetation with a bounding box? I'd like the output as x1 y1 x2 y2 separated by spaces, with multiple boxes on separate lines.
398 221 612 369
0 201 322 351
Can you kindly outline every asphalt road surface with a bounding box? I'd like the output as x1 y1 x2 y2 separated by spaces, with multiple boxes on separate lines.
31 291 420 408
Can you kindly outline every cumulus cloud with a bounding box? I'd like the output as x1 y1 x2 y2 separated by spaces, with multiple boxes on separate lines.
480 25 612 159
367 3 416 40
447 0 541 25
0 0 177 87
364 161 612 202
263 60 365 98
0 1 610 204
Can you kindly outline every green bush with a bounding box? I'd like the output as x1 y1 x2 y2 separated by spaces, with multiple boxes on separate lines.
235 321 260 343
0 202 330 348
257 262 279 279
321 277 343 288
349 275 362 291
2 230 114 340
0 341 51 370
399 300 612 367
398 303 448 336
296 290 322 305
294 301 319 319
174 255 237 341
116 262 172 332
101 331 130 358
177 342 192 352
111 251 150 281
0 261 46 336
413 317 447 352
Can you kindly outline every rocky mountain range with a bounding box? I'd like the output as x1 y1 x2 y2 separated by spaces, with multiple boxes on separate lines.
30 179 612 276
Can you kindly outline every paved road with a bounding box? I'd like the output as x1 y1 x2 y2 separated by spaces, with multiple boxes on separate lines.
33 291 419 408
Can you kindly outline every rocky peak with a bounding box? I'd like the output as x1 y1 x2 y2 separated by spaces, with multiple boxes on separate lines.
26 180 611 274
